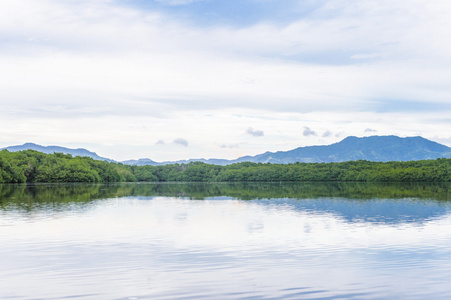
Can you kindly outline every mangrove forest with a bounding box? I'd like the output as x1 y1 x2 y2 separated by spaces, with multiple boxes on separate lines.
0 149 450 183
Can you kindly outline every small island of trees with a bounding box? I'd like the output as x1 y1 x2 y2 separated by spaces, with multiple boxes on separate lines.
0 149 450 183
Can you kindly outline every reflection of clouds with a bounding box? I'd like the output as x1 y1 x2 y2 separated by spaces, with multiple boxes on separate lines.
247 221 264 234
5 197 451 252
255 198 451 225
3 197 451 299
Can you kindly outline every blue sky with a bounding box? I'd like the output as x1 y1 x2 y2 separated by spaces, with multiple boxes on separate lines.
119 0 319 26
0 0 450 161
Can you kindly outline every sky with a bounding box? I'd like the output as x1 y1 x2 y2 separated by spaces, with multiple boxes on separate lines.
1 0 450 161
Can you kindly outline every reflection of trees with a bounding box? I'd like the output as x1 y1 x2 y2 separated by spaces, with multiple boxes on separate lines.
1 182 450 212
135 182 450 201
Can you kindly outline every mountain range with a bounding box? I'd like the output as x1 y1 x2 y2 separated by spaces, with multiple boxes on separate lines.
2 136 451 166
1 143 114 162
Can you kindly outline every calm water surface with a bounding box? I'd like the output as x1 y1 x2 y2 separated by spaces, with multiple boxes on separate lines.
0 182 450 299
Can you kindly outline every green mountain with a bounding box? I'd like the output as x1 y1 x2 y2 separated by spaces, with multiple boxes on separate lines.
1 143 114 162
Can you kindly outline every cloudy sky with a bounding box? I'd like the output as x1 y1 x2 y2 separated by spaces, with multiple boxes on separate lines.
1 0 450 161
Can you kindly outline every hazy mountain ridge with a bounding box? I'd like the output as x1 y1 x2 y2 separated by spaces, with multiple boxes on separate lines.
247 136 451 164
124 136 451 166
1 143 114 162
3 136 451 166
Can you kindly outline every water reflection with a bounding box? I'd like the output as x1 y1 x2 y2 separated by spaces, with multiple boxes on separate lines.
1 182 451 299
1 182 449 225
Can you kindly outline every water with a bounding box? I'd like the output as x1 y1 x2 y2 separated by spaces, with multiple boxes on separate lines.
0 182 450 299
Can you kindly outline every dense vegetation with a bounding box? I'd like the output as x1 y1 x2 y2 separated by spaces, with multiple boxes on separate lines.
0 149 450 183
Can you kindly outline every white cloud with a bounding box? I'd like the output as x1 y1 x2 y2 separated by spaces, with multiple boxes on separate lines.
220 144 239 149
246 127 264 137
173 138 189 147
0 0 450 160
322 131 332 138
365 128 377 133
303 127 317 137
2 0 451 113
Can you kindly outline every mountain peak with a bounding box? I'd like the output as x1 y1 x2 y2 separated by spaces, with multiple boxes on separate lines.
22 142 38 147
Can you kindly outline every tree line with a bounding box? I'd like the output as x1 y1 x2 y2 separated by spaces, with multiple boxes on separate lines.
0 149 450 183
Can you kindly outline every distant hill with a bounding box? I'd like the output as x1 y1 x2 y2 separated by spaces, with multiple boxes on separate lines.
122 135 451 166
121 157 232 166
3 136 451 166
238 135 451 164
121 158 159 166
1 143 115 162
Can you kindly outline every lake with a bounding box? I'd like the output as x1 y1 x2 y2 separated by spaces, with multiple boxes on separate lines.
1 182 450 299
